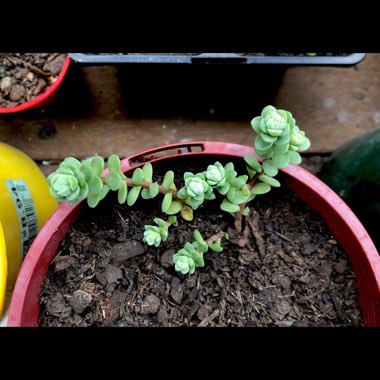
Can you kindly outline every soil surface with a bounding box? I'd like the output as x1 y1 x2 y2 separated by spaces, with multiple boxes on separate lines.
39 161 363 327
0 53 66 107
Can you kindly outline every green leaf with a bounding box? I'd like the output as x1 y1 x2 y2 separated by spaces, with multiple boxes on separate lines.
57 166 74 175
132 168 144 186
184 242 196 254
162 170 174 189
262 160 278 177
194 241 208 253
246 166 257 179
209 241 223 253
166 200 182 215
255 147 273 159
244 155 262 172
117 182 127 204
88 176 103 194
274 143 289 155
177 187 188 198
80 163 93 181
242 207 250 216
68 176 78 191
226 187 236 203
251 182 271 195
181 205 193 221
255 135 273 151
168 216 178 226
74 170 85 187
160 228 169 242
108 154 121 173
261 133 277 143
87 192 101 208
297 137 311 152
161 193 173 213
230 175 248 188
288 150 302 165
218 182 230 195
261 105 277 116
149 182 159 198
276 133 290 145
204 192 216 200
106 172 122 191
241 185 250 196
91 156 104 177
153 218 166 228
78 182 89 200
184 172 194 180
99 184 110 201
246 193 256 202
194 229 206 246
127 186 141 206
259 175 281 188
66 187 80 203
192 251 205 267
188 198 202 211
225 169 237 181
272 153 290 169
220 200 240 213
230 189 249 205
141 188 151 199
142 162 153 182
62 157 81 170
251 116 262 133
224 162 234 172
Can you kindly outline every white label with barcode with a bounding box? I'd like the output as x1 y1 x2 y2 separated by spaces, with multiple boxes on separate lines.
5 180 38 259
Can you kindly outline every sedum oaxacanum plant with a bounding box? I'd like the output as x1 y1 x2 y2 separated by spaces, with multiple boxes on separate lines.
48 105 310 275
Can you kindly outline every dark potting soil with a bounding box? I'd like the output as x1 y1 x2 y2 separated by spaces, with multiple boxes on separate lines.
39 162 363 327
0 53 66 107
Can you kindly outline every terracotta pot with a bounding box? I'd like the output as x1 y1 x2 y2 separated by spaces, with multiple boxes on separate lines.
0 56 72 114
8 142 380 326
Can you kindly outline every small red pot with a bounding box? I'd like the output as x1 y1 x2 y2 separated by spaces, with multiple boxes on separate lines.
8 142 380 326
0 56 72 114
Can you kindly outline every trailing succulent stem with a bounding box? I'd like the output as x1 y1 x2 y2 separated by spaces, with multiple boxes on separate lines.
48 105 310 275
173 230 227 275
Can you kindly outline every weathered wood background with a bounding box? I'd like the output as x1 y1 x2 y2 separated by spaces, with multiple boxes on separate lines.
1 53 379 174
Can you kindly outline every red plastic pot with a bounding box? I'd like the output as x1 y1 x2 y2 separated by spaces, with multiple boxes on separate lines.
8 141 380 326
0 56 72 114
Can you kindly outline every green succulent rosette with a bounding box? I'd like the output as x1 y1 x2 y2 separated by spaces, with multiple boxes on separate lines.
173 251 196 275
205 162 226 188
47 157 88 204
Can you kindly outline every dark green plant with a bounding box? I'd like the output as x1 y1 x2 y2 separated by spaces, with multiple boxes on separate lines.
47 105 310 275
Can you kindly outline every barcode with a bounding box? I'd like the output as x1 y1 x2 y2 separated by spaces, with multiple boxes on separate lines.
23 197 38 241
5 179 38 259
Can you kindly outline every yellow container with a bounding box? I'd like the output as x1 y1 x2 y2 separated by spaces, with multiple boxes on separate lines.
0 143 58 317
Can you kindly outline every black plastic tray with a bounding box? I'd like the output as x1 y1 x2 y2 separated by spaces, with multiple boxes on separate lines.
68 53 366 66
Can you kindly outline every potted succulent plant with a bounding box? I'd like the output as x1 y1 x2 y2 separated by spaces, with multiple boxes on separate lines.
0 53 71 114
8 106 380 327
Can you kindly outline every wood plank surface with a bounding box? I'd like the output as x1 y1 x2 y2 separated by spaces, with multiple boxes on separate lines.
275 53 380 153
1 54 379 161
